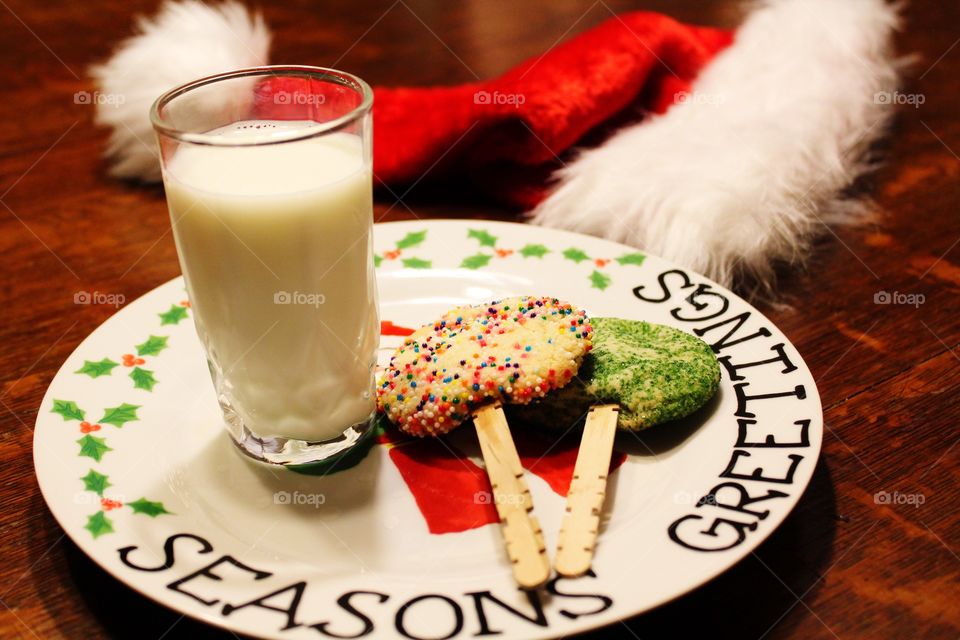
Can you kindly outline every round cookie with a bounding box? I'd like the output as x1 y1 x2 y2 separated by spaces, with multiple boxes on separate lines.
377 297 593 436
511 317 720 431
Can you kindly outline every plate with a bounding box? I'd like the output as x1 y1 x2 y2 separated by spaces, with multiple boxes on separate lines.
34 219 822 639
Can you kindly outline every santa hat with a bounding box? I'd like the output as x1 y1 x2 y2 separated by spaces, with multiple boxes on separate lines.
91 0 901 294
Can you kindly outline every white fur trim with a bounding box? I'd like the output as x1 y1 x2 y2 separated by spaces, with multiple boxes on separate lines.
91 1 270 181
530 0 900 292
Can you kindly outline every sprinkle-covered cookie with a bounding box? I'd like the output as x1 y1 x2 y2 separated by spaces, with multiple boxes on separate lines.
377 297 593 436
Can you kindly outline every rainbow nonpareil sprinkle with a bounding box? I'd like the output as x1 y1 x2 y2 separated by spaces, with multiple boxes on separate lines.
377 297 593 436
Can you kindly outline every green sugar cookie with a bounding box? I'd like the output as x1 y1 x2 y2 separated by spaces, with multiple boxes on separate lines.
511 317 719 431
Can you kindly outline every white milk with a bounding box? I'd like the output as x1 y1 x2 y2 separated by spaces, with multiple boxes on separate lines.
162 120 377 441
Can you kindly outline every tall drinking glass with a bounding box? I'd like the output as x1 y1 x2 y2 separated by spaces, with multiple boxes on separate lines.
151 66 378 468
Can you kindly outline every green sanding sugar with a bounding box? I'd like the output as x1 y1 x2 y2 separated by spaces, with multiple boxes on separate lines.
510 317 720 431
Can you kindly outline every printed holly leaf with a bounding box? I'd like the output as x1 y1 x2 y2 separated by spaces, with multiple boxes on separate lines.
130 367 157 392
468 229 498 247
616 252 646 266
81 469 111 496
374 254 383 268
519 244 550 258
395 230 427 249
77 435 112 462
135 335 169 357
401 257 432 269
563 248 590 263
460 253 492 270
589 270 612 291
75 358 118 378
128 497 172 517
85 511 114 538
99 403 140 427
52 399 85 422
159 304 188 325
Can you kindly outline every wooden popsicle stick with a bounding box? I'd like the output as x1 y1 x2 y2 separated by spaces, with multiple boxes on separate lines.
555 404 620 578
475 403 533 512
473 402 550 590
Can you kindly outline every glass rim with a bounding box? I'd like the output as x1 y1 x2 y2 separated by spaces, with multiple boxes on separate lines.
149 65 373 147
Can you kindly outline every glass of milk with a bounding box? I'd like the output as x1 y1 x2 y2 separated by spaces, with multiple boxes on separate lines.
151 67 378 468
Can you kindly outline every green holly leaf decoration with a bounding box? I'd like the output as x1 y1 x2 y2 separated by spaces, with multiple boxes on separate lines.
468 229 498 247
75 358 118 378
159 304 188 325
460 253 493 270
52 399 85 422
128 497 172 517
616 252 646 266
135 335 169 357
401 257 432 269
589 270 612 291
85 511 114 538
129 367 157 392
81 469 111 496
99 403 140 427
395 230 427 249
373 254 383 268
77 435 112 462
563 248 590 263
519 244 550 258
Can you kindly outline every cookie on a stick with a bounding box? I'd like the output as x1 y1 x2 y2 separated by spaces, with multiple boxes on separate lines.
514 317 719 577
378 296 593 588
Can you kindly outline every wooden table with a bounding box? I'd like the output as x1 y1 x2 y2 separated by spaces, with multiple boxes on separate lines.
1 1 958 637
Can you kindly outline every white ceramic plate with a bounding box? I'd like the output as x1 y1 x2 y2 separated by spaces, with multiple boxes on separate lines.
34 220 822 639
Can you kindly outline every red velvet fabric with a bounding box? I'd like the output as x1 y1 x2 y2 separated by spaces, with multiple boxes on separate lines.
373 12 733 208
257 12 732 208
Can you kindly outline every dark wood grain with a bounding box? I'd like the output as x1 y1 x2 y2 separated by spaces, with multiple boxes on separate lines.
1 0 958 638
